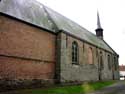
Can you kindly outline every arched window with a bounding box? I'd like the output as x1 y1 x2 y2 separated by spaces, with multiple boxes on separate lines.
88 47 93 64
114 57 117 70
100 52 104 70
108 55 111 70
96 47 98 57
72 41 79 64
83 44 85 53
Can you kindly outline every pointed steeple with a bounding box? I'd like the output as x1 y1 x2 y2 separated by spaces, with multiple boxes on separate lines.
95 11 103 39
97 11 102 29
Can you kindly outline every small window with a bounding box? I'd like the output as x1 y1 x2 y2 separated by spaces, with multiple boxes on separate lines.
108 55 111 70
114 57 117 70
72 41 79 64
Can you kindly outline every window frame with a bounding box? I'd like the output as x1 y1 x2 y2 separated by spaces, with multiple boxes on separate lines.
100 52 104 70
114 57 117 70
72 41 79 65
108 55 111 70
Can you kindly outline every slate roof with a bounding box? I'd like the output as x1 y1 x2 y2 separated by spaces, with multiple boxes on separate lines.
0 0 117 54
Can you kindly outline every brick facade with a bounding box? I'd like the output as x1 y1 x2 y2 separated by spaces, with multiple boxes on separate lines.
0 56 55 79
0 14 119 85
0 15 56 80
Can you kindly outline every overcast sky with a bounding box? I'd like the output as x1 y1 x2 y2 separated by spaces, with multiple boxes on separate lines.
37 0 125 65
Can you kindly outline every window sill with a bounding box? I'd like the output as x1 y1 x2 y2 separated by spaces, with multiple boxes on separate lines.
72 64 79 68
72 63 79 65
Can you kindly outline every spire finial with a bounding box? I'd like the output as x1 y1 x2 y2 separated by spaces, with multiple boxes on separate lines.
97 11 102 29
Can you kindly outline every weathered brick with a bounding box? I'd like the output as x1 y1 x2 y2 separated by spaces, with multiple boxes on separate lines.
0 15 56 61
0 15 56 80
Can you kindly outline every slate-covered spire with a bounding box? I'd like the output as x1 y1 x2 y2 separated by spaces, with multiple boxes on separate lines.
95 11 103 39
97 11 102 28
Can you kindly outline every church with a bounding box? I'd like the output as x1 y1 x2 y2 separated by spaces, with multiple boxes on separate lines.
0 0 119 84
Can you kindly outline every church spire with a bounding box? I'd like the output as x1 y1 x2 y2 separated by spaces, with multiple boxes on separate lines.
95 11 103 39
97 11 102 29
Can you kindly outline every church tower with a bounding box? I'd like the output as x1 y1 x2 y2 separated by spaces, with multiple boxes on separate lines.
95 12 103 39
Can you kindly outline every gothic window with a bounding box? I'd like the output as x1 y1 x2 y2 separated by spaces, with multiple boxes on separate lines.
66 35 68 48
114 57 117 70
108 55 111 70
83 44 85 53
72 41 79 64
88 47 93 64
100 52 104 70
96 47 98 57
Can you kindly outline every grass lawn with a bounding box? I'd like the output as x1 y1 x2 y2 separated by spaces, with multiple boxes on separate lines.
13 81 116 94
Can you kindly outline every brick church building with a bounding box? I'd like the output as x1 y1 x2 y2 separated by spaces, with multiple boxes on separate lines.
0 0 119 84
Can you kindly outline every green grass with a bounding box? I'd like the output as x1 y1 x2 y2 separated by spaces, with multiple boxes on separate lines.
17 81 116 94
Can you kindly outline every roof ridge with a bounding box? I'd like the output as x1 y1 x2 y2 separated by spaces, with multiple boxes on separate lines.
44 5 95 34
42 5 116 54
42 5 59 32
44 5 108 44
32 0 107 45
44 5 100 36
25 0 60 32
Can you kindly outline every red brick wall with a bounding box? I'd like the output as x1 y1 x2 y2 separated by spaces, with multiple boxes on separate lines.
0 56 55 79
0 15 56 80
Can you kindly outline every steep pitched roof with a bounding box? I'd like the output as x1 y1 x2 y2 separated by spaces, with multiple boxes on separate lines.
0 0 117 54
0 0 57 32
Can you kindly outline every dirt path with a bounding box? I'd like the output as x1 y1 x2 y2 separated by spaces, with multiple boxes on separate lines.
87 81 125 94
